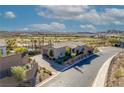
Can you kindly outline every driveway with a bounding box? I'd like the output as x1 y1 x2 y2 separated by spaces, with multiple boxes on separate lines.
41 47 123 87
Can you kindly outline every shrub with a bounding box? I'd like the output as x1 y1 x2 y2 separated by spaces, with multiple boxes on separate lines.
107 37 120 46
11 66 26 81
28 57 32 62
14 47 28 54
65 47 71 56
23 64 31 70
93 47 99 53
44 69 52 76
7 49 11 55
28 50 41 56
39 75 42 82
48 49 54 58
71 53 76 58
113 69 123 79
42 67 46 71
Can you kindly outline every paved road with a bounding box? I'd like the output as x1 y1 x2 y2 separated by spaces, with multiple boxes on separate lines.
41 47 123 87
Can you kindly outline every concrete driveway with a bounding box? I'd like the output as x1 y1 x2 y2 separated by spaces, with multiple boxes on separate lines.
32 54 65 73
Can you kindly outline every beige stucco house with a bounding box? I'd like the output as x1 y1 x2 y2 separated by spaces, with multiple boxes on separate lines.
42 41 86 60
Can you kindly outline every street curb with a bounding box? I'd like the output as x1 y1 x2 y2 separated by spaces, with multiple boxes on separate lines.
35 72 61 87
92 53 118 87
35 53 96 87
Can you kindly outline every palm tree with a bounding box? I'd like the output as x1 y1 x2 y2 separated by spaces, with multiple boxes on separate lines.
34 39 37 50
30 38 34 50
42 36 45 45
54 35 57 42
38 38 42 49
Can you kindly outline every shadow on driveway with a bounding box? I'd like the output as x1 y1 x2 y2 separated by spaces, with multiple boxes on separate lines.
62 54 99 72
43 54 99 72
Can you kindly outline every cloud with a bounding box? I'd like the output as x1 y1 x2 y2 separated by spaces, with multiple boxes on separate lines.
19 22 66 31
80 24 96 32
4 11 16 19
37 6 124 25
37 5 90 20
29 22 66 31
18 27 29 31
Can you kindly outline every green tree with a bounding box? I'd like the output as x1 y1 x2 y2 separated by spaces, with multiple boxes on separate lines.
34 39 37 50
107 37 120 46
49 49 54 58
11 66 26 81
65 47 71 56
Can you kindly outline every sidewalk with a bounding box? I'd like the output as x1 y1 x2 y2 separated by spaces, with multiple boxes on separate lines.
92 53 118 87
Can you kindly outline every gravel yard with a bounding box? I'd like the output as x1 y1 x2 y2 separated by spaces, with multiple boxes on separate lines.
106 51 124 87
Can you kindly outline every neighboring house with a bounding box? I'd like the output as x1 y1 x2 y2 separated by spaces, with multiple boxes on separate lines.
42 41 86 60
0 41 7 57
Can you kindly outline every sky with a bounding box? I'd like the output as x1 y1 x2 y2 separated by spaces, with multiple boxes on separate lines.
0 5 124 32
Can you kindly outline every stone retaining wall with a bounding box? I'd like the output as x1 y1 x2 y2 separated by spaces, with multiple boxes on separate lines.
26 62 38 81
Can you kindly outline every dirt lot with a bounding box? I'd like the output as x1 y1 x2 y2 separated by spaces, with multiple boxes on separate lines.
106 51 124 87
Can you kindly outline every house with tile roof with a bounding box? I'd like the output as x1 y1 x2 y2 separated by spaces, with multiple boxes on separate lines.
42 41 86 60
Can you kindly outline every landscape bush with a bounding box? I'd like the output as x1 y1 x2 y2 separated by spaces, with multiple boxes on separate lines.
113 69 124 79
44 69 52 76
65 47 71 56
93 47 99 53
28 50 41 56
11 66 26 81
